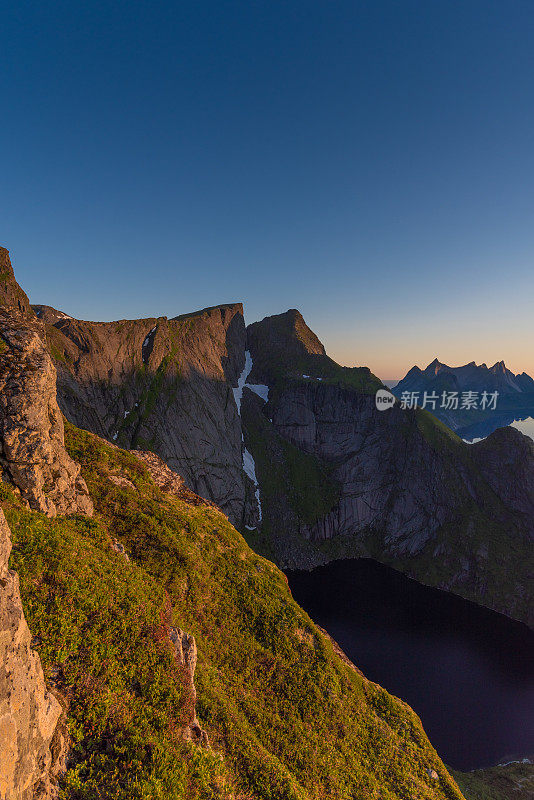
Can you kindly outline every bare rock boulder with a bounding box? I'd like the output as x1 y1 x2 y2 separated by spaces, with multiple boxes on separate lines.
169 627 209 747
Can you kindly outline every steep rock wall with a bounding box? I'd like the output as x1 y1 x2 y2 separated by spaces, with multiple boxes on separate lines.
37 303 247 525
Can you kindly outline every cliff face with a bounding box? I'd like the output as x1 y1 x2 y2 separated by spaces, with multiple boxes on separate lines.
0 247 32 315
0 510 62 799
243 312 534 625
0 250 92 517
36 302 246 525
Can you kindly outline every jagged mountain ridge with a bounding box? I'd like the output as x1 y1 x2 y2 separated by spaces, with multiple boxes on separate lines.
0 252 472 800
392 358 534 435
396 357 534 395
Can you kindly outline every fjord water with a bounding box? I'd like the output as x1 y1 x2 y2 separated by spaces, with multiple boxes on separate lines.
461 414 534 442
511 416 534 440
286 559 534 771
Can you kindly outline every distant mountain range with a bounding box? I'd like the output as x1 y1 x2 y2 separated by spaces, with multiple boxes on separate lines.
392 359 534 437
394 358 534 395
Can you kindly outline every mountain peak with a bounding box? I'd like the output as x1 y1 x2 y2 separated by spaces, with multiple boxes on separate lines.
249 309 326 359
425 358 445 375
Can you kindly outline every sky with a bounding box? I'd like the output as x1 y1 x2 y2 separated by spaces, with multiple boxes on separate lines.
1 1 534 379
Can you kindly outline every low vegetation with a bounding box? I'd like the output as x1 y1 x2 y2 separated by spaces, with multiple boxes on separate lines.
453 763 534 800
1 423 469 799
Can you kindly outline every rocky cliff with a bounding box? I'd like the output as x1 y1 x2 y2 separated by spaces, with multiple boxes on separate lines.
35 301 246 525
0 249 92 517
0 510 63 799
242 311 534 625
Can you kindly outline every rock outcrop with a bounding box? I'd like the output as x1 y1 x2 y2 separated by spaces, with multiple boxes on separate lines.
132 449 219 509
0 249 93 517
169 627 209 747
0 510 62 799
37 301 246 525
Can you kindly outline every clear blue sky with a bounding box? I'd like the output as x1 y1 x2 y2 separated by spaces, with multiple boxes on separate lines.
2 1 534 378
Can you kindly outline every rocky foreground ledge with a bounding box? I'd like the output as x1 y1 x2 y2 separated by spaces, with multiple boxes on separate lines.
0 509 65 799
0 247 92 518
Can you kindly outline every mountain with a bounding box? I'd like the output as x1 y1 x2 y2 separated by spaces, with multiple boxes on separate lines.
0 247 532 798
0 248 478 799
396 358 534 395
241 311 534 625
392 359 534 436
27 272 532 626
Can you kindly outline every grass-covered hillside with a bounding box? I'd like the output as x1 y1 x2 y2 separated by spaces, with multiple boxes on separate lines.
1 421 469 800
454 763 534 800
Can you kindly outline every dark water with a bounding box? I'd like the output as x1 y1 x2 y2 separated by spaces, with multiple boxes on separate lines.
286 559 534 770
460 412 534 441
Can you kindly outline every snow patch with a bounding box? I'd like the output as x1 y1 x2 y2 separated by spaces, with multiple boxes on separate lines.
242 447 257 483
234 350 266 522
243 447 262 521
247 383 269 402
142 326 157 363
233 351 253 414
233 350 270 414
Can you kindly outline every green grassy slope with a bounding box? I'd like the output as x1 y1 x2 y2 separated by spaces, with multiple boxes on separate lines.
454 763 534 800
1 423 468 800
